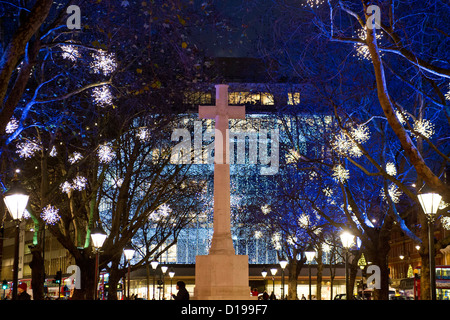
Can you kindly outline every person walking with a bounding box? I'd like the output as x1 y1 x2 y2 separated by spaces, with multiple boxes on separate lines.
172 281 189 300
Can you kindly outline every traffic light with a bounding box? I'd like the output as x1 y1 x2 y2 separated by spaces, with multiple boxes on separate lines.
2 280 8 290
55 271 62 284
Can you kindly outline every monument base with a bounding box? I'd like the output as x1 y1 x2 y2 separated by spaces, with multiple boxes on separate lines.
193 254 253 300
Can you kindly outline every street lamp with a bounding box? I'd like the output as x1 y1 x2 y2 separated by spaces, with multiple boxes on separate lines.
161 263 168 300
90 223 107 300
418 189 442 300
270 267 277 299
3 174 29 300
279 257 288 300
150 258 159 300
261 267 267 292
340 229 355 300
305 245 316 300
123 243 134 299
169 268 175 299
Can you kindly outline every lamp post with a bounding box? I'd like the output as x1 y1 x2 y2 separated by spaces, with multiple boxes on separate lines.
161 263 168 300
418 190 442 300
150 258 159 300
90 223 107 300
270 267 277 299
279 257 288 300
305 245 316 300
169 268 175 299
3 174 29 300
123 243 135 299
340 229 355 300
261 267 267 292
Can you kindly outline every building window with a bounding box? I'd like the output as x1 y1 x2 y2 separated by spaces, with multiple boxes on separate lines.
228 92 274 105
183 91 212 105
288 92 300 105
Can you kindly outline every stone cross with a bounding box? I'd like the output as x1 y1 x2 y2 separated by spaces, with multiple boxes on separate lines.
199 84 245 255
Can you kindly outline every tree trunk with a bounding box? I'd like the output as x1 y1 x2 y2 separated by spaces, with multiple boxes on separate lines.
71 255 96 300
287 259 298 300
29 245 45 300
107 259 125 300
316 245 323 300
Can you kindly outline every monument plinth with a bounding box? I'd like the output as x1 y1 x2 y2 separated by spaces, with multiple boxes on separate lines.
194 84 252 300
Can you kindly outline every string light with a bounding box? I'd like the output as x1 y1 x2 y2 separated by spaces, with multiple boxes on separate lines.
303 0 325 8
354 28 383 61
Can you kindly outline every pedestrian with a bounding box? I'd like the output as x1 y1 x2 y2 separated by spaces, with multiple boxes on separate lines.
251 288 258 297
301 294 306 300
269 292 276 300
172 281 189 300
262 291 269 300
17 283 31 300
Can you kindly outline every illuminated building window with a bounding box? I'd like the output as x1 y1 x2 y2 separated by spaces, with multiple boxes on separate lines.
183 91 212 105
228 92 274 105
288 92 300 105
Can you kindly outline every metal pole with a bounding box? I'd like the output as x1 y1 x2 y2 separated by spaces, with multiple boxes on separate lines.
429 220 436 300
127 263 131 299
345 250 349 300
12 222 19 300
308 262 312 300
95 250 99 300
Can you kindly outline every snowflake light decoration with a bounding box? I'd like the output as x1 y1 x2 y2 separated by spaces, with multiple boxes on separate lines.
6 117 19 134
413 119 435 138
332 164 350 183
350 124 370 144
68 152 83 164
157 203 172 217
395 109 408 125
136 127 151 142
41 204 61 225
254 231 263 239
261 204 271 215
286 148 300 164
298 213 311 228
60 44 80 62
92 85 113 107
16 139 42 158
442 217 450 231
386 162 397 176
90 51 117 75
380 184 402 203
72 175 87 191
97 144 116 164
49 146 57 157
331 132 362 158
60 181 73 194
